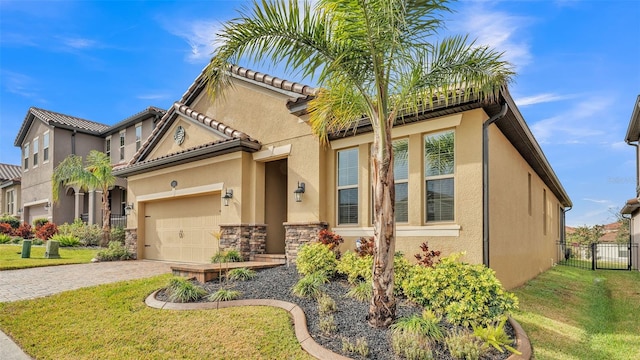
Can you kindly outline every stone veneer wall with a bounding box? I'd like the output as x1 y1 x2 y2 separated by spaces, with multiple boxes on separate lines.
124 228 138 260
284 221 328 265
219 224 267 261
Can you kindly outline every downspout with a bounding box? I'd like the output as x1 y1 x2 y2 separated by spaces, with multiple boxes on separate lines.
560 205 572 260
482 102 508 267
71 129 77 155
627 140 639 194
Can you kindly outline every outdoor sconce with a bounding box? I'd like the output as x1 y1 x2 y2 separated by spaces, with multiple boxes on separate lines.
17 208 23 215
124 203 134 215
223 189 233 206
294 182 305 202
44 202 51 211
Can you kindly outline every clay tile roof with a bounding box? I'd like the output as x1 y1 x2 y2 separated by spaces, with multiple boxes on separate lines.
0 163 21 181
229 65 317 96
173 102 253 141
29 107 110 133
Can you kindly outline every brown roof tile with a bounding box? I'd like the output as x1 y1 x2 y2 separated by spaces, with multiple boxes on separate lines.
0 163 21 181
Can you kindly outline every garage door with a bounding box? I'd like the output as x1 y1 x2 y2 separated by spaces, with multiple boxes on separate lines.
144 194 220 263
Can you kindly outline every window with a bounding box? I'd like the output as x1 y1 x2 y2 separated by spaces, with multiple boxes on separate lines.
119 131 125 161
6 190 15 215
43 132 49 162
23 143 29 170
424 130 454 222
32 138 39 167
393 139 409 222
337 148 358 224
105 136 111 158
135 124 142 151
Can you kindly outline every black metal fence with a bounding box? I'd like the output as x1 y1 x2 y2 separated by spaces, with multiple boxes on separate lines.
80 213 127 228
557 242 638 270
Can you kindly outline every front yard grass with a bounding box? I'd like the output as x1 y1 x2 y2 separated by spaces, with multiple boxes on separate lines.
0 244 98 270
512 266 640 360
0 275 312 360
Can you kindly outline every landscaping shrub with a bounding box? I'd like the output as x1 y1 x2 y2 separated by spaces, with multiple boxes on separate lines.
11 237 22 244
208 288 241 301
110 226 125 244
33 218 49 229
342 337 370 358
393 253 413 297
211 249 242 263
95 241 133 261
12 223 33 239
355 236 374 257
295 242 337 277
317 293 337 315
227 267 256 281
472 316 521 355
0 223 12 235
445 328 488 360
319 314 337 335
32 239 44 245
292 272 328 299
317 229 344 257
402 253 518 327
58 219 101 246
414 241 441 267
35 222 58 241
345 281 372 302
165 277 207 303
0 234 11 244
336 251 372 284
0 215 20 229
50 234 80 247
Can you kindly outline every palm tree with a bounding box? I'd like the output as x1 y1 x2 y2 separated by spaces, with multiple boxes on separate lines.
52 150 116 247
206 0 514 327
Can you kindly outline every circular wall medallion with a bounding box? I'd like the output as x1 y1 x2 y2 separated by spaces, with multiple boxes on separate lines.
174 126 185 145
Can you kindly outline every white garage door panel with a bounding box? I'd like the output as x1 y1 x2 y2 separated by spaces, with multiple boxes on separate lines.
144 195 220 263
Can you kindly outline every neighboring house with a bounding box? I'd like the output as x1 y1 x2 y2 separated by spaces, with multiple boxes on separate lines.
621 94 640 271
13 107 165 226
114 65 571 289
0 163 22 217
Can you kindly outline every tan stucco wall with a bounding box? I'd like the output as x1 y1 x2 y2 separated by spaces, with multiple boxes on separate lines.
327 110 485 265
488 124 562 289
147 118 223 161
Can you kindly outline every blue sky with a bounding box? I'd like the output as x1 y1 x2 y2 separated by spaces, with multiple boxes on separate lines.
0 0 638 226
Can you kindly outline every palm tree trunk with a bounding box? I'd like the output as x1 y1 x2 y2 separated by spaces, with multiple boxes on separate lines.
368 123 396 328
100 189 111 247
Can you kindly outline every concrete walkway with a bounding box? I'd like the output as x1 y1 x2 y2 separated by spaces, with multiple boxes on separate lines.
0 260 173 360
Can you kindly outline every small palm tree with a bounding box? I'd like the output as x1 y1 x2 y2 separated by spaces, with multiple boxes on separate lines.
52 150 115 247
207 0 513 327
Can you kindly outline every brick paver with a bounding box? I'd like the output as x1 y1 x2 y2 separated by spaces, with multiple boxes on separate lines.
0 260 172 303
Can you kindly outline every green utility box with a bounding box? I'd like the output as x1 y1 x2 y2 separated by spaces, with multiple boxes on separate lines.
21 239 32 258
45 240 61 259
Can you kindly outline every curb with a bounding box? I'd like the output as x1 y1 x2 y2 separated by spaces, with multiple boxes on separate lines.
146 291 531 360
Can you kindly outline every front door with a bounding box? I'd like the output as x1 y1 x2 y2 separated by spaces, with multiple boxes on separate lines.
265 159 287 254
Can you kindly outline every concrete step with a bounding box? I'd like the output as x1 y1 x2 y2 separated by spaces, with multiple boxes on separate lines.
253 254 286 264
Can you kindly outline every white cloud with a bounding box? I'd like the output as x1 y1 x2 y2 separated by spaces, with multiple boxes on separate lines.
61 37 98 49
514 93 576 107
583 198 611 204
0 70 46 102
451 5 533 70
160 19 222 63
137 93 171 100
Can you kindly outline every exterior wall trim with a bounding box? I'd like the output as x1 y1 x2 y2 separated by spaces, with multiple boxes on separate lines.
136 183 223 202
252 144 292 162
24 198 50 207
332 225 461 237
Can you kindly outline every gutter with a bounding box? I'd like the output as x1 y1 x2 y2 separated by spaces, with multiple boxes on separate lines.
482 102 508 267
627 140 639 194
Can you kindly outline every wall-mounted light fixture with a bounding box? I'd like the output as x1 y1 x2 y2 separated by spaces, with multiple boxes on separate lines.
44 202 51 211
294 182 305 202
223 189 233 206
124 203 134 215
17 208 23 215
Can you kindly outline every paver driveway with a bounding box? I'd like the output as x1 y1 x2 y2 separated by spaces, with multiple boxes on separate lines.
0 260 173 303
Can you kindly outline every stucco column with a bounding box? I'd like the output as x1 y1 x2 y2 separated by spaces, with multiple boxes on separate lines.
88 190 96 225
74 191 84 221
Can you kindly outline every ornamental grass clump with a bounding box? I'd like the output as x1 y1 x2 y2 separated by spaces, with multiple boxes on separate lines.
445 328 488 360
342 337 370 358
50 234 80 247
227 267 256 281
166 277 207 303
292 271 328 299
208 288 242 301
473 316 521 355
95 241 134 261
346 280 372 302
402 252 518 327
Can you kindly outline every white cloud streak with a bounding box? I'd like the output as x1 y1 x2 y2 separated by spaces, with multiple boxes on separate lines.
514 93 576 107
161 19 222 63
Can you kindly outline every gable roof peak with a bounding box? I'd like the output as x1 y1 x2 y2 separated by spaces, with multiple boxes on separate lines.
228 65 317 97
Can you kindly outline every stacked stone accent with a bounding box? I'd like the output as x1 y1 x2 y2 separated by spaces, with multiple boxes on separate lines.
284 222 328 265
219 224 267 261
124 228 138 260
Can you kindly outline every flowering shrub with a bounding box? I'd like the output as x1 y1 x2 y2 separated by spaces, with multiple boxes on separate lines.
12 223 33 239
402 253 518 327
0 223 12 235
355 237 374 257
35 222 58 241
414 242 441 267
318 229 344 257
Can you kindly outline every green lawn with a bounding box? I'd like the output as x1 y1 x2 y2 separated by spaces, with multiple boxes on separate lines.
0 244 98 270
512 266 640 360
0 275 312 360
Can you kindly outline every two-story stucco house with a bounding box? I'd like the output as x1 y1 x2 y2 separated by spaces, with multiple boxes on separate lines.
114 65 571 289
13 106 165 226
621 95 640 270
0 163 22 217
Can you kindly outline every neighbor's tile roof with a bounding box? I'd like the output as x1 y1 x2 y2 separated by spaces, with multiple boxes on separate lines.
14 107 110 146
0 163 21 181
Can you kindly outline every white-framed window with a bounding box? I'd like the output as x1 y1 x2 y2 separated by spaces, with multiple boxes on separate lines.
105 136 111 158
424 130 455 222
135 123 142 151
6 190 15 215
32 137 39 167
43 132 50 163
393 138 409 223
119 130 125 161
337 148 359 225
23 143 29 170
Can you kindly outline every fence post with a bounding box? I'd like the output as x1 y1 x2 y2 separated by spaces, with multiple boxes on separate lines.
591 243 596 271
